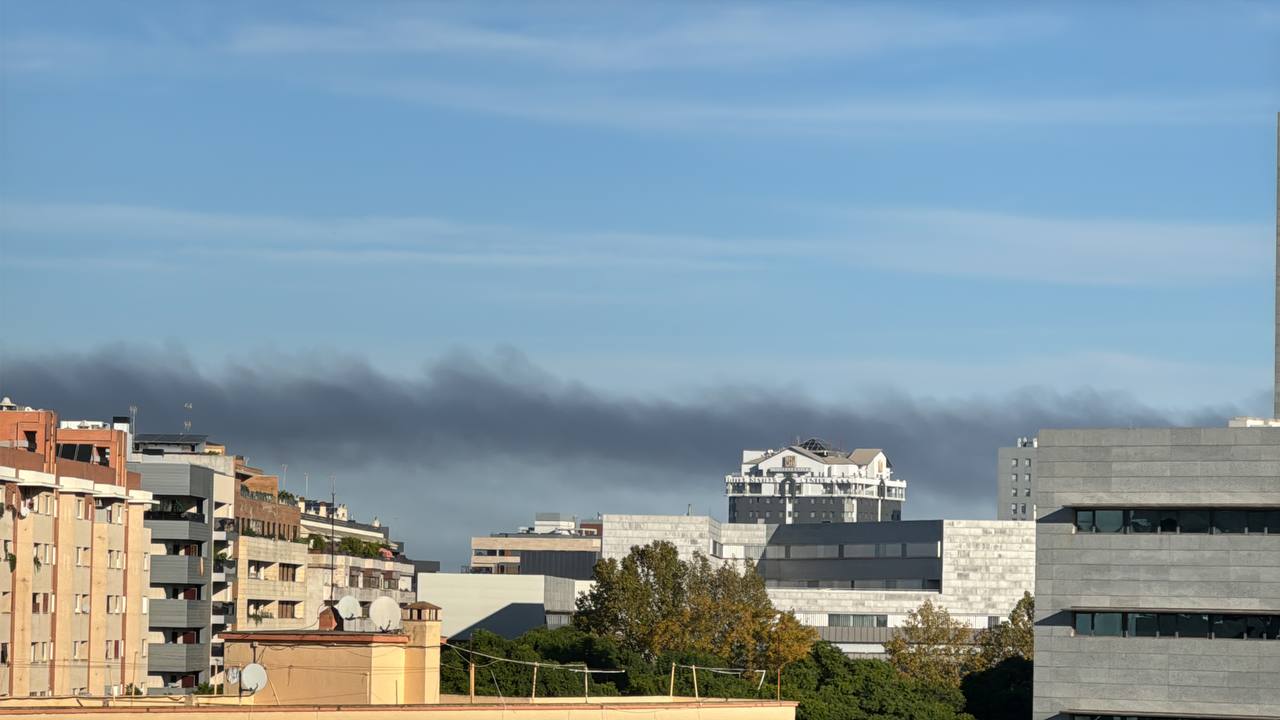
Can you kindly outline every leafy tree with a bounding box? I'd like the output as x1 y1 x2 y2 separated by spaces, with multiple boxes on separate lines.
784 643 972 720
884 599 977 689
575 541 816 669
975 592 1034 669
961 657 1032 720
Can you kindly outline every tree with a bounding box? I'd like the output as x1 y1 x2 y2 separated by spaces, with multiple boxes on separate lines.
961 657 1032 720
974 592 1034 669
884 599 977 688
575 541 816 669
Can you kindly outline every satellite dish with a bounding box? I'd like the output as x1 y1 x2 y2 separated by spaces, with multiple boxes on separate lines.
369 596 401 631
240 663 268 694
336 595 361 621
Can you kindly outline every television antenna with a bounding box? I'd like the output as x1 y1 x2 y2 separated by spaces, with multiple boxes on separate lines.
369 596 401 632
336 595 361 621
240 663 268 695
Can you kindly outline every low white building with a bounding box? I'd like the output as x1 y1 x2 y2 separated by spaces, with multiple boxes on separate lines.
416 573 585 639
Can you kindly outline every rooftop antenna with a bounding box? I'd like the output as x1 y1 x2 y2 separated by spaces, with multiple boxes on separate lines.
183 402 193 434
329 474 337 603
281 464 288 493
128 405 138 438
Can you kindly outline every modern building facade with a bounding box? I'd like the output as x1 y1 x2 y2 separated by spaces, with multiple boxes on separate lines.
997 437 1037 521
726 440 905 525
602 514 1034 656
468 513 601 580
1034 426 1280 719
0 401 154 697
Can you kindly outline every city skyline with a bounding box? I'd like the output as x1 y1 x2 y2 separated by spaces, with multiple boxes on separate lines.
3 1 1279 568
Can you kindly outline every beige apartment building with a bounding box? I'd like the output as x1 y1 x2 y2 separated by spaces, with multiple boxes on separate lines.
0 399 154 697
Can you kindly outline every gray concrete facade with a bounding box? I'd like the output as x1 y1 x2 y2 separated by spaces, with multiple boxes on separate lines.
997 438 1037 521
1034 427 1280 719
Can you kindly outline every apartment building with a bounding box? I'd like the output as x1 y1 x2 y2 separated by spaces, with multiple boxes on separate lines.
997 437 1037 521
232 466 308 632
602 514 1034 657
468 513 601 580
726 439 905 525
0 400 153 697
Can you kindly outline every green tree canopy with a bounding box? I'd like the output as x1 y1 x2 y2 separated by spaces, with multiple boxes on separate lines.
884 599 977 688
574 541 816 669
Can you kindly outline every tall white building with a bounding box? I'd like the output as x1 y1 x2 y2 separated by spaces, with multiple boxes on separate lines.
726 439 905 524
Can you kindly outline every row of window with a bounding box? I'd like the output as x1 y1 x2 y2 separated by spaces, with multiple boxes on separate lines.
1073 611 1280 639
766 578 941 591
1009 473 1032 482
760 542 940 561
1075 508 1280 535
829 613 888 628
0 639 136 665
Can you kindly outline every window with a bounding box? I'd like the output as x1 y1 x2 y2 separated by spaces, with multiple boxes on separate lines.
987 616 1002 629
1074 611 1280 639
1024 473 1031 482
1010 473 1018 482
1010 503 1018 514
904 542 940 558
1024 458 1031 466
76 498 85 519
829 614 887 628
1011 458 1018 467
1010 487 1018 496
1212 510 1248 534
1020 503 1027 515
1024 487 1032 496
0 643 7 665
788 545 838 559
1073 507 1280 534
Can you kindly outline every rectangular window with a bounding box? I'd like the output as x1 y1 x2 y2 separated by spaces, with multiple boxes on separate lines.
1177 613 1210 638
1129 509 1159 533
877 543 904 558
1179 509 1210 534
829 613 887 628
1011 487 1018 496
904 542 940 558
1127 612 1159 637
1212 510 1248 534
1212 614 1248 639
1074 510 1094 532
1010 459 1018 467
1093 510 1125 533
788 545 838 559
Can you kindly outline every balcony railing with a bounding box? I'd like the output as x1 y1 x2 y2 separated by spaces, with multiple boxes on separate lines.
147 511 207 523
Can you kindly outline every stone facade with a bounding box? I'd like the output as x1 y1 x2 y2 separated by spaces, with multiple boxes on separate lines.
1034 427 1280 719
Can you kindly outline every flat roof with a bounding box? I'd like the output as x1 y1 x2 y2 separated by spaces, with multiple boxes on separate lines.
220 630 409 644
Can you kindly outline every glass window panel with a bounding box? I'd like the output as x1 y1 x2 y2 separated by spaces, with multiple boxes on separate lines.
1212 510 1247 534
1129 510 1159 533
904 542 939 558
1247 510 1269 534
856 579 886 589
1157 511 1179 533
1074 612 1092 636
1212 615 1248 639
1094 510 1125 533
842 544 875 558
1244 616 1270 639
1179 510 1210 534
1092 613 1123 636
1128 612 1159 637
878 543 904 558
1263 616 1280 640
1177 613 1210 638
1075 510 1094 532
1267 511 1280 535
1157 613 1178 638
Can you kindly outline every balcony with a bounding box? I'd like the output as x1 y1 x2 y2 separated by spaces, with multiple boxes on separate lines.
151 556 208 585
149 599 211 628
212 559 236 584
211 602 235 624
148 643 210 673
212 518 238 542
146 517 212 543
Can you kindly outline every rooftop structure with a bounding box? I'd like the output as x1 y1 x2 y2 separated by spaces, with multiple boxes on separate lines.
468 513 602 580
726 440 905 525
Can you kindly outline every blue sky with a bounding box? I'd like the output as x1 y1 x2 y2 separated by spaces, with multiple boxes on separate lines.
2 2 1279 559
3 1 1279 405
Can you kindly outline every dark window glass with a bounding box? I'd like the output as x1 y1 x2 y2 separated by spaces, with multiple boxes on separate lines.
1129 510 1159 533
1074 510 1094 532
1157 613 1178 638
1074 612 1092 636
1267 510 1280 535
1213 510 1247 534
1177 613 1210 638
1264 616 1280 640
1157 510 1179 533
1212 614 1248 639
1093 612 1123 636
1128 612 1159 637
1179 510 1210 534
1248 510 1269 534
1094 510 1125 533
1245 616 1270 639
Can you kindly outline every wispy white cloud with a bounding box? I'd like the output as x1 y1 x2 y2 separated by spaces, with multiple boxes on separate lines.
349 79 1276 134
0 201 1268 286
227 5 1063 71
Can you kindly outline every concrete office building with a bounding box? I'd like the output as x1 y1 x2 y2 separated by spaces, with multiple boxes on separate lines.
415 573 583 639
0 401 154 697
602 514 1034 656
726 440 904 525
468 513 601 580
1032 121 1280 720
997 437 1037 521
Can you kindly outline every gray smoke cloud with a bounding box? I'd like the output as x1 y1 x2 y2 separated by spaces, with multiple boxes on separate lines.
0 345 1262 568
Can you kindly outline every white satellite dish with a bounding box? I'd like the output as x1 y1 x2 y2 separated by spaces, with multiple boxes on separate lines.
336 595 361 621
240 663 268 694
369 596 401 632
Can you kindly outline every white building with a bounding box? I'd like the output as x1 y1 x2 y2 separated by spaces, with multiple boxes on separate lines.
727 439 905 524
